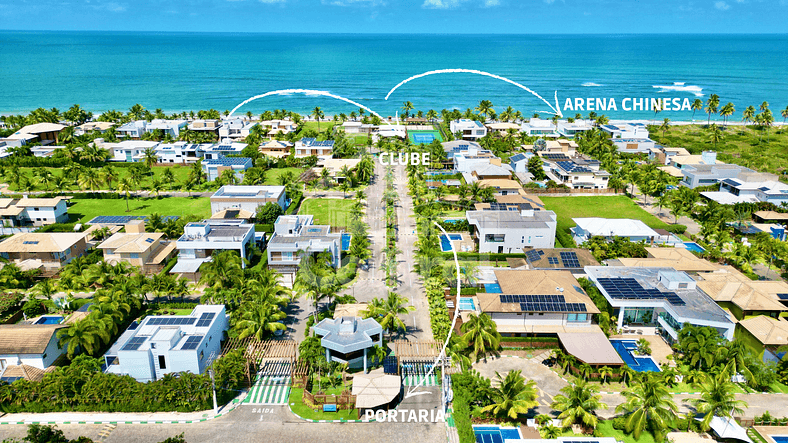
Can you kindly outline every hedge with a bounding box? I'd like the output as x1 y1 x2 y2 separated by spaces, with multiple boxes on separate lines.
450 374 475 443
556 229 576 248
665 224 687 235
439 252 528 260
460 287 478 295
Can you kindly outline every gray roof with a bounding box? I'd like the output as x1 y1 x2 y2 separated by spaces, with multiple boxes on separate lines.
585 266 733 325
314 316 382 354
466 209 556 230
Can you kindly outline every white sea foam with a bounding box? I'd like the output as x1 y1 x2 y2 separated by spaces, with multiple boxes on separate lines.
652 83 704 97
582 82 603 87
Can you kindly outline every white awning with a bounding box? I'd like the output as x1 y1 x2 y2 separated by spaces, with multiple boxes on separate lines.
695 416 752 443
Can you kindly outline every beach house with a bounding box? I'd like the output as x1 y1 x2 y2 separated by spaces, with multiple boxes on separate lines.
219 117 258 140
202 158 253 182
557 120 593 138
0 197 69 226
145 119 188 139
260 119 297 136
0 231 89 269
259 140 293 158
546 159 610 189
450 119 487 141
154 142 203 164
521 118 558 137
210 185 287 214
294 138 334 159
612 138 657 154
571 218 661 244
466 208 557 253
187 119 221 135
600 123 649 139
109 140 160 162
97 221 176 274
103 305 229 382
266 215 342 287
10 123 66 145
171 220 255 279
0 324 68 370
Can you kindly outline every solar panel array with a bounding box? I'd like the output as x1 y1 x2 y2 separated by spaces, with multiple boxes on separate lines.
498 294 587 313
88 215 179 225
181 335 203 350
525 249 542 262
596 278 686 306
205 158 251 166
777 293 788 300
560 251 581 268
122 336 147 351
556 161 591 173
196 313 216 327
543 153 570 160
486 203 519 211
383 356 398 375
548 257 560 265
146 317 197 326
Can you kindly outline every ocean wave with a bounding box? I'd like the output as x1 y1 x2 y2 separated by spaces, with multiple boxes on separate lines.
652 83 704 97
582 82 603 87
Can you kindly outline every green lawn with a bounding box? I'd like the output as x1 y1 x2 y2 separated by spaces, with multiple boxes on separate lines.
649 124 788 178
298 121 337 139
5 165 194 192
263 167 304 186
542 195 671 242
596 420 658 443
68 196 211 223
299 198 354 229
287 388 359 421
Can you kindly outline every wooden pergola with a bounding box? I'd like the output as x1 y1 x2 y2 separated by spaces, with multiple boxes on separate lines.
392 340 460 375
220 338 300 385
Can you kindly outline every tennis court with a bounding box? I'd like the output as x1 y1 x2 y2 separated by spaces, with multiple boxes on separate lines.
407 129 443 144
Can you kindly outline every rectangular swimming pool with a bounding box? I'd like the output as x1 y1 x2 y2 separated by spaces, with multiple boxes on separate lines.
34 315 64 325
484 283 502 293
610 339 661 372
770 436 788 443
440 234 463 252
684 242 705 253
473 426 521 443
459 297 476 311
341 233 351 251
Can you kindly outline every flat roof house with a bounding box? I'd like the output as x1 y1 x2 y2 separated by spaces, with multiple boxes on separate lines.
103 305 228 382
171 220 255 279
109 140 160 162
486 122 522 135
154 142 202 164
260 119 297 136
202 157 253 182
547 160 610 189
313 316 382 372
600 123 649 139
557 120 593 138
218 117 258 140
712 178 788 206
295 138 334 159
649 146 690 165
97 221 176 274
210 185 287 214
145 119 188 138
201 142 248 160
466 208 557 253
450 119 487 141
267 215 342 287
680 157 760 188
188 119 220 134
0 232 89 269
585 266 736 342
521 118 558 137
571 218 661 245
0 197 69 226
116 120 148 139
0 324 68 370
612 138 657 154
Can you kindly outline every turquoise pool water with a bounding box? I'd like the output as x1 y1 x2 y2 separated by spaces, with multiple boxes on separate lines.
341 233 351 251
611 339 661 372
484 283 502 293
459 297 476 311
35 315 64 325
440 234 462 251
684 242 705 253
473 426 521 443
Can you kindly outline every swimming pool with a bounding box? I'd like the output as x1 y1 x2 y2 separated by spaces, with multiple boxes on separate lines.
610 339 661 372
440 234 463 252
770 436 788 443
484 283 502 293
442 219 463 224
459 297 476 311
473 426 522 443
34 315 64 325
341 233 352 251
684 242 705 253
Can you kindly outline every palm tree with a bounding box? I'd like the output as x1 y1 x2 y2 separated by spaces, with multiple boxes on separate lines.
598 366 614 384
705 94 720 125
551 378 607 430
540 425 561 439
720 102 735 126
691 370 748 431
102 165 118 191
361 292 415 338
615 373 678 441
476 100 494 121
781 106 788 133
660 118 670 137
233 301 287 340
57 320 108 358
691 99 703 121
117 177 134 212
709 124 723 148
480 370 539 419
199 250 244 290
742 106 756 126
401 101 414 119
311 106 324 132
142 147 158 168
460 312 501 362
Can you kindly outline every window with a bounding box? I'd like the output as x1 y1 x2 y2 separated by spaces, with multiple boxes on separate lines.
200 351 204 360
678 283 688 289
1 359 7 370
158 355 167 370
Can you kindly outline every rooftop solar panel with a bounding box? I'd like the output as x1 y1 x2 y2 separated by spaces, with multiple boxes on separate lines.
196 312 216 327
548 257 560 265
560 251 581 268
181 335 203 350
778 294 788 300
121 336 146 351
525 250 542 262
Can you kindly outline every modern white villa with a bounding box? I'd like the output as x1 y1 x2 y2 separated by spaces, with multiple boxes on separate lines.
266 215 342 287
171 220 256 279
571 218 661 244
210 185 287 214
450 119 487 141
521 118 558 137
103 305 229 382
466 209 557 253
202 157 253 182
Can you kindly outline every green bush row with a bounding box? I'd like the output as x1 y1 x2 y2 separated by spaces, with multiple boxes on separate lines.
451 374 475 443
439 252 528 260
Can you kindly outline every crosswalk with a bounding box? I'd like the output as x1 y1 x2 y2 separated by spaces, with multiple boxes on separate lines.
243 361 292 405
403 374 439 386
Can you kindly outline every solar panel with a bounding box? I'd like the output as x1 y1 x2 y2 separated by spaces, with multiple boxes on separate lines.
560 251 581 268
145 238 155 243
548 257 560 265
181 335 203 350
122 336 146 351
196 312 215 327
597 278 685 306
525 250 541 262
383 356 398 374
778 294 788 300
556 161 592 173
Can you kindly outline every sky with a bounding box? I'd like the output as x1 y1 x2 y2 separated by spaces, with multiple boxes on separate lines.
1 0 787 34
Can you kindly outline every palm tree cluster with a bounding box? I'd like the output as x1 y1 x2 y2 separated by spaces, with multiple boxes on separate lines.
382 166 400 286
361 292 415 339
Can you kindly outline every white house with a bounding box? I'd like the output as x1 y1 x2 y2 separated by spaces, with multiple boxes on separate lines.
295 138 334 159
210 185 287 214
109 140 160 162
219 117 258 140
509 153 532 173
571 218 660 244
450 119 487 141
547 159 610 189
202 157 253 182
155 142 203 164
600 123 649 139
0 325 68 370
557 120 593 138
14 197 69 225
586 266 736 342
146 119 188 138
612 138 657 154
521 118 558 137
171 220 256 278
261 119 297 136
188 119 220 134
466 209 557 253
103 305 229 382
715 178 788 206
267 215 342 287
201 142 248 160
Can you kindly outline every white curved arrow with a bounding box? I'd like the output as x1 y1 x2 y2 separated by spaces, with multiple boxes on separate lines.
385 69 563 117
228 89 391 124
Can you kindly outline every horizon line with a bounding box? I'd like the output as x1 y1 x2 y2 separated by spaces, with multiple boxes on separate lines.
2 29 788 36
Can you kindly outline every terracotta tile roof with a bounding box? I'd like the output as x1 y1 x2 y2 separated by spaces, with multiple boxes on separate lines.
0 364 55 382
0 232 87 253
15 197 66 208
476 270 600 314
98 232 165 254
0 324 66 354
738 316 788 346
558 331 624 365
615 247 719 272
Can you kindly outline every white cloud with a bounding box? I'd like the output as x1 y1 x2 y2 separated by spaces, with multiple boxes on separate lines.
714 0 730 9
323 0 385 6
423 0 500 9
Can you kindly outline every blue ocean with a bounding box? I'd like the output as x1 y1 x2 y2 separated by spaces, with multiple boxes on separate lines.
1 32 787 120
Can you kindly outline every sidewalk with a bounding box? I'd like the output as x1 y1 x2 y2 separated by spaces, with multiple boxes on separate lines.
0 394 245 426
